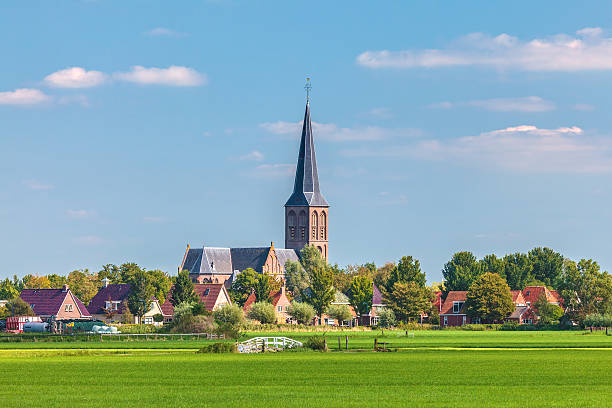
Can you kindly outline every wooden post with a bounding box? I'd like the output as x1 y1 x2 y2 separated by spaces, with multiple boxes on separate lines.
338 336 341 350
324 339 327 351
374 337 378 351
345 335 348 350
406 330 408 336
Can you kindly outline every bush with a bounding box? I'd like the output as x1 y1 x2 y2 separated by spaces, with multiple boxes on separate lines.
213 304 245 328
113 324 159 334
377 308 396 328
191 302 211 316
499 321 520 331
153 313 164 323
287 301 315 324
247 302 277 324
197 342 237 353
171 314 214 334
326 304 353 324
305 335 328 351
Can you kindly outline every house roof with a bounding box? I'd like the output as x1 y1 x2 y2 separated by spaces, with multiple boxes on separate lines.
243 288 289 312
161 283 230 316
433 291 443 311
522 286 558 305
511 290 527 305
372 285 384 305
87 284 131 315
509 306 530 319
285 101 328 207
440 291 468 315
243 292 257 312
20 288 91 318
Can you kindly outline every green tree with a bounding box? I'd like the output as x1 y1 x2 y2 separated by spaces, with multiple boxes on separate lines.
230 268 260 306
330 264 351 294
287 301 315 324
284 260 310 301
533 293 564 325
0 279 18 300
480 254 505 276
326 304 352 325
22 274 52 289
171 269 198 306
558 259 612 321
213 304 245 328
146 269 172 305
373 263 394 292
465 272 514 323
247 301 277 324
502 253 533 290
387 282 433 322
121 299 134 323
385 256 426 295
305 265 335 320
46 274 67 288
377 308 396 328
126 270 155 320
98 264 121 283
348 275 373 318
5 297 34 316
442 252 483 295
254 273 274 303
67 269 100 305
528 247 564 288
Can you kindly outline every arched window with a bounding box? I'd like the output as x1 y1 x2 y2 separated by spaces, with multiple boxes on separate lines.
320 211 326 240
288 210 296 241
312 211 318 240
299 210 307 240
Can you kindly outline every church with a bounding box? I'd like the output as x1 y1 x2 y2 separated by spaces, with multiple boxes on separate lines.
179 95 329 286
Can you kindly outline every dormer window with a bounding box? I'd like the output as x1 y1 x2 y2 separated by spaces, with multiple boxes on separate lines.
204 288 210 296
453 301 464 313
526 291 530 296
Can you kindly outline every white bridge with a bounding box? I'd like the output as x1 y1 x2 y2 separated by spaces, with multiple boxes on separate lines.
237 337 303 353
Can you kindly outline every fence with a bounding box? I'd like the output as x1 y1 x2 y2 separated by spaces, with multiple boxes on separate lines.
237 336 303 353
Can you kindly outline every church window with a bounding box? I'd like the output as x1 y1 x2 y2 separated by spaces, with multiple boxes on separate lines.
312 211 318 239
320 212 327 240
288 210 296 241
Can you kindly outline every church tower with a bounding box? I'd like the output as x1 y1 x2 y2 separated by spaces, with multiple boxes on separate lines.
285 93 329 261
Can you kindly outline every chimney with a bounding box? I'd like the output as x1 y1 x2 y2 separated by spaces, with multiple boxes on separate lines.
62 284 69 292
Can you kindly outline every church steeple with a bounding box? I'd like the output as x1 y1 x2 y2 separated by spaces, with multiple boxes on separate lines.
285 83 329 261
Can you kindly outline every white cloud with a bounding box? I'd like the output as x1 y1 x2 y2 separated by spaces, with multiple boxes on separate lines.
250 164 295 178
145 27 186 37
115 66 207 86
44 67 108 88
66 209 96 219
0 89 50 105
260 120 420 142
58 94 89 107
365 107 393 119
73 235 105 245
344 125 612 173
430 96 555 112
24 179 54 190
239 151 264 161
357 28 612 71
143 216 167 223
573 103 595 111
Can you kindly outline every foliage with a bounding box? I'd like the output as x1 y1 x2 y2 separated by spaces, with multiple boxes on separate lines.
173 301 194 319
46 274 68 288
528 247 564 288
348 275 373 317
126 270 155 317
197 342 237 353
247 301 277 324
171 313 214 333
153 313 164 323
98 264 121 284
146 269 172 305
502 253 533 290
373 263 394 293
479 254 505 276
230 268 259 306
558 259 612 322
533 293 564 325
385 256 426 294
305 335 328 351
191 301 209 316
22 274 52 289
213 304 245 328
465 272 514 323
326 304 353 324
387 282 433 322
121 299 134 324
0 278 19 300
442 252 482 295
377 308 396 328
287 301 316 324
583 313 612 328
428 305 440 325
304 265 335 319
284 260 310 301
1 297 33 317
170 269 198 306
254 273 274 303
67 269 100 305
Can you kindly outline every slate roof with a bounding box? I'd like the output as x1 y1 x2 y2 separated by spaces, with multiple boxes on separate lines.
372 285 384 305
285 101 328 207
87 284 131 315
20 288 91 318
440 291 468 315
161 283 229 316
181 246 300 276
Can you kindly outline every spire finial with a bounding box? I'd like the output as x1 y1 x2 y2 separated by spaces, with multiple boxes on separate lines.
304 77 311 102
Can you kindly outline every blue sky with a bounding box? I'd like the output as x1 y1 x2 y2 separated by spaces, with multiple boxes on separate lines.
2 1 612 282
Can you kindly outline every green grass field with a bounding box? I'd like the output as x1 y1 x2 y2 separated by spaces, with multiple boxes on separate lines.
0 331 611 407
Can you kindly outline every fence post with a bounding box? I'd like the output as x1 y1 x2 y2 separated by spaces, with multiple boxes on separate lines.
338 336 341 350
374 337 377 351
345 335 348 350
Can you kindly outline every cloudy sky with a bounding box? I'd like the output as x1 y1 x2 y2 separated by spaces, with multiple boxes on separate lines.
1 1 612 281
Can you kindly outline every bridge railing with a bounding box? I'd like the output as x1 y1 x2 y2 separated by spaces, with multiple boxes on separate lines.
237 336 303 353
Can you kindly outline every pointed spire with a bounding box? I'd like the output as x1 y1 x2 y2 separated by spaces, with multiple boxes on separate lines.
285 97 328 207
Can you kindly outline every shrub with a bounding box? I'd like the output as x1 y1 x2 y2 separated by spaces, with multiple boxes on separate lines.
287 301 315 324
191 302 211 316
247 302 277 324
305 335 328 351
214 324 242 340
153 313 164 323
173 301 194 319
213 304 245 328
197 342 237 353
500 321 520 331
326 304 353 325
377 308 396 328
171 314 214 334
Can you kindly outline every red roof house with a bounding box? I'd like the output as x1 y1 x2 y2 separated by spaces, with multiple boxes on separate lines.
20 285 91 320
87 283 164 325
440 291 472 326
161 283 232 321
243 286 292 324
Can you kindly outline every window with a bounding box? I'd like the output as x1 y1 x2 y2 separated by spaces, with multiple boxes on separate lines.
277 306 282 312
204 288 210 296
144 317 153 325
453 301 464 313
527 302 531 306
472 317 481 324
462 316 466 325
526 290 530 296
284 305 289 311
64 304 73 312
443 316 448 326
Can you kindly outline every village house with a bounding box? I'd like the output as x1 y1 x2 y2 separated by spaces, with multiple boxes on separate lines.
317 291 358 327
360 285 386 326
161 283 232 322
20 285 91 321
87 279 164 325
243 286 292 324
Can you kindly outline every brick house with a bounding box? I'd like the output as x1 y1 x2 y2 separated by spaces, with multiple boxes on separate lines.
440 291 471 327
243 286 292 324
20 285 91 321
87 281 164 325
161 283 232 322
318 291 358 326
359 285 386 326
